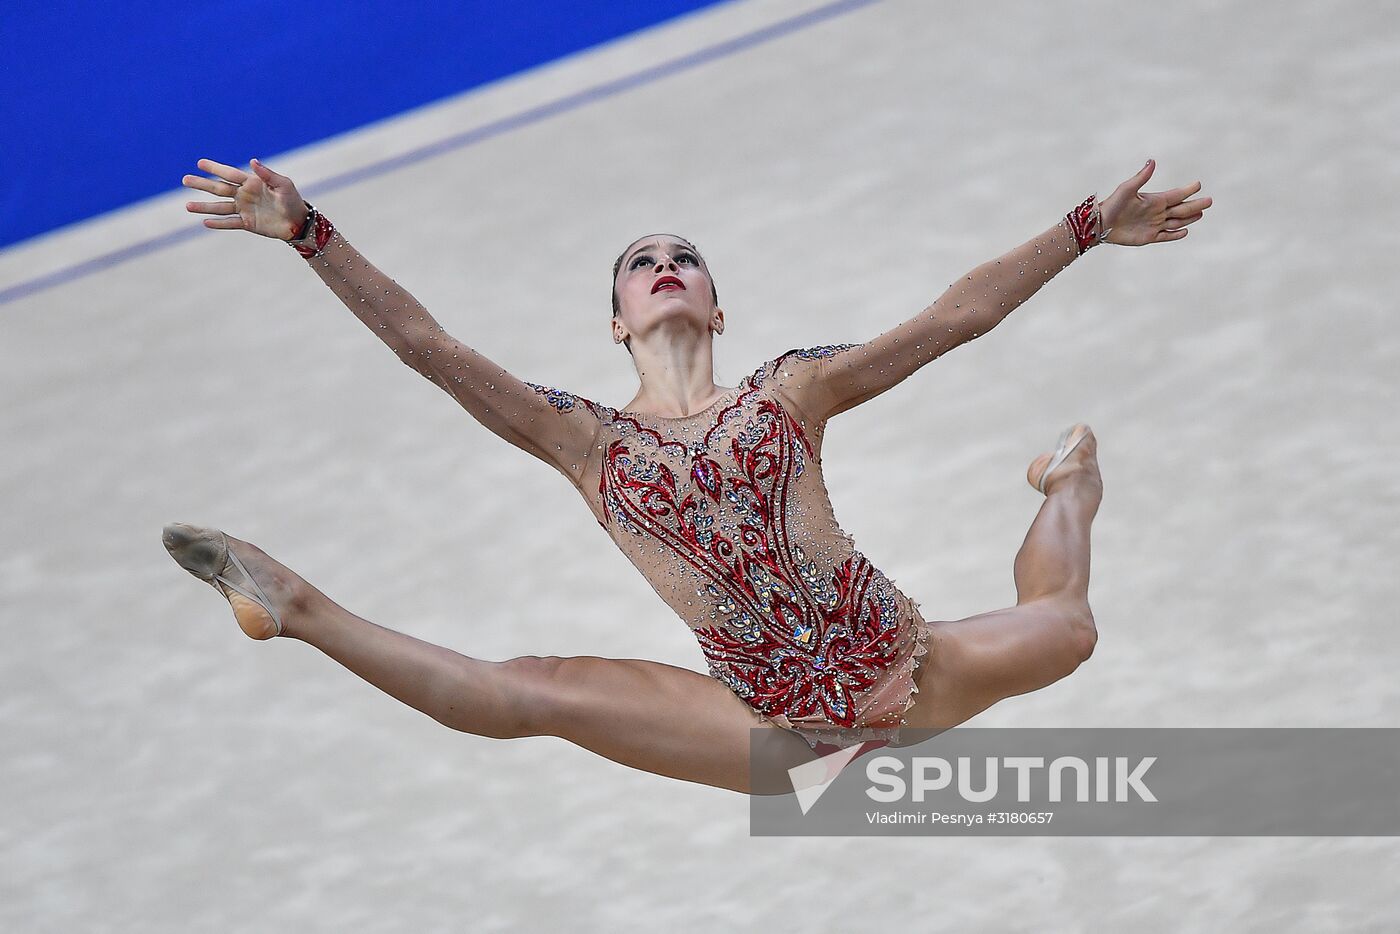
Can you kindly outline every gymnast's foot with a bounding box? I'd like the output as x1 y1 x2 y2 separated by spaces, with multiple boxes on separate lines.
162 523 318 640
1027 423 1102 501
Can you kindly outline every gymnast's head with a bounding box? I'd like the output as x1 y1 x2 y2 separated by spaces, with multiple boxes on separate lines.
610 234 722 358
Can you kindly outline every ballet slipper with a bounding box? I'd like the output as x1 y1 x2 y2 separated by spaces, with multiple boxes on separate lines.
1029 423 1092 494
162 522 284 639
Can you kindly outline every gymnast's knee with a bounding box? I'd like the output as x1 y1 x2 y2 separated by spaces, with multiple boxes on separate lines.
1069 605 1098 666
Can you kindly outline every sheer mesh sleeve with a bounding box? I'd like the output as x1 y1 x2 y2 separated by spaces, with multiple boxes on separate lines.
769 215 1088 423
299 224 601 487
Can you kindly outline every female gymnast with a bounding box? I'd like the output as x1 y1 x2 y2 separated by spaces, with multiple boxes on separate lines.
166 155 1211 794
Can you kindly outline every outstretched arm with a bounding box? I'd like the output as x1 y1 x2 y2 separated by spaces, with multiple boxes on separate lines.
182 157 599 486
292 216 600 486
777 159 1213 422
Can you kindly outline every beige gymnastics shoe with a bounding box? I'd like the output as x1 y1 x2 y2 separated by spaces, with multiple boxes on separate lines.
162 522 285 639
1027 423 1094 495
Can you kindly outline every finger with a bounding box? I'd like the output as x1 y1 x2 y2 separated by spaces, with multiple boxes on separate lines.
203 215 246 230
1127 158 1156 193
1166 196 1212 218
196 158 249 185
1159 180 1203 204
185 200 238 215
182 174 238 197
250 158 279 185
1165 212 1203 230
1154 228 1188 242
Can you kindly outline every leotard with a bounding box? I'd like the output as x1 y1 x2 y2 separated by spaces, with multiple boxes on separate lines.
293 206 1092 749
521 348 935 749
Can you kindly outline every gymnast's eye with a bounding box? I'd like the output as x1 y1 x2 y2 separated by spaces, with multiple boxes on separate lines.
629 254 652 269
676 252 698 265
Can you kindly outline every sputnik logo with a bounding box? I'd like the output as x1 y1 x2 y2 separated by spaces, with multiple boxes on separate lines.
789 740 889 815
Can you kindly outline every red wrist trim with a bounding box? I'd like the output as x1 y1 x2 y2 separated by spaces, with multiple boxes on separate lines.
1065 194 1104 255
292 210 335 259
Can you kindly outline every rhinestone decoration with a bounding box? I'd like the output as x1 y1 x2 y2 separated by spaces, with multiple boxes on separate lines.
305 204 1096 749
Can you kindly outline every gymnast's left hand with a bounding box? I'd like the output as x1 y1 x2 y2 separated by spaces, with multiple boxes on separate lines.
1098 159 1213 247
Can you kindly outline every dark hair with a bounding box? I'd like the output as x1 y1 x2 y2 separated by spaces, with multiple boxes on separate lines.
611 234 719 354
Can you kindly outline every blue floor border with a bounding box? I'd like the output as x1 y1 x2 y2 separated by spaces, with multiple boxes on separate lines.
1 0 878 308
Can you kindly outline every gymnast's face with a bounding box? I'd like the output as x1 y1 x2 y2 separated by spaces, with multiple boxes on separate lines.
611 234 721 353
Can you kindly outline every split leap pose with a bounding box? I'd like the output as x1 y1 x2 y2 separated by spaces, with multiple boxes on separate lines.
167 156 1211 794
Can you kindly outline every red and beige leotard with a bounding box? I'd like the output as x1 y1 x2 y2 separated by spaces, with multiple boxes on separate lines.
291 198 1101 748
522 347 937 749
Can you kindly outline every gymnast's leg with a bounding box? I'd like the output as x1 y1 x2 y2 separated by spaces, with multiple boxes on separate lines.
163 527 814 795
900 425 1102 733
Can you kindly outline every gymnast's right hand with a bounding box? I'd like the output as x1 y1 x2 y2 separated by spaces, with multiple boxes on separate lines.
182 157 308 240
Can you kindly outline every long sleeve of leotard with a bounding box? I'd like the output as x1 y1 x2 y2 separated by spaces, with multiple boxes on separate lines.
768 210 1093 424
293 220 600 487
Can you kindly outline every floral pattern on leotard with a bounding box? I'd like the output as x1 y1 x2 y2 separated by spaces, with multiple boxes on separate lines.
787 343 858 360
523 381 579 414
593 363 906 729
